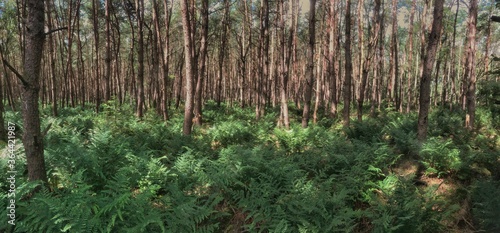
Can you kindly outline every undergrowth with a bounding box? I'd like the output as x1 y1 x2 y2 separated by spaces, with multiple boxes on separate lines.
0 102 498 232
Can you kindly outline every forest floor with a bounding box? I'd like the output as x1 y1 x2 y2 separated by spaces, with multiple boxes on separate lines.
0 101 499 232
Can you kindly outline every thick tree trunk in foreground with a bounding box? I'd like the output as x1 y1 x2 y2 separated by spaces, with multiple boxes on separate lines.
23 0 47 182
181 0 194 135
302 0 316 128
417 0 444 141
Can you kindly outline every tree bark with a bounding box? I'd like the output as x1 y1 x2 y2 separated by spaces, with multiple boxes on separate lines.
135 0 145 118
193 0 208 126
22 0 48 182
357 0 380 121
417 0 444 142
343 0 353 127
464 0 478 130
180 0 194 135
301 0 316 128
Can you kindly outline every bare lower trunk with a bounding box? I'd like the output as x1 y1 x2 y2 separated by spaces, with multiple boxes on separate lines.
417 0 444 141
23 0 47 182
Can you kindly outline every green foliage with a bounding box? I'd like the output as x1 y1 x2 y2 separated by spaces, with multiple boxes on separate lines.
382 114 418 155
471 180 500 232
420 137 462 177
0 103 498 232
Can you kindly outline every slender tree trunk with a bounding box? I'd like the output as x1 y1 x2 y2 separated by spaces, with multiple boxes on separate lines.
301 0 316 128
104 0 111 101
464 0 478 130
343 0 353 127
180 0 194 135
194 0 208 126
162 0 172 121
357 0 380 121
135 0 145 118
449 0 459 110
218 0 229 108
328 0 338 118
406 0 416 113
389 0 399 110
278 0 290 129
417 0 444 142
92 0 100 112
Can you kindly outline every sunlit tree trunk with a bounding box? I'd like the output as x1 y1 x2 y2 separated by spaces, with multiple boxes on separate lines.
302 0 316 128
464 0 478 130
194 0 208 126
180 0 194 135
417 0 444 141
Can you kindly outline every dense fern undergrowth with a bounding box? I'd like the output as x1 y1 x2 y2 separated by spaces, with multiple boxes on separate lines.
0 100 499 232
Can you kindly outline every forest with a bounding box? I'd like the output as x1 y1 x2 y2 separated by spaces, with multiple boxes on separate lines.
0 0 499 232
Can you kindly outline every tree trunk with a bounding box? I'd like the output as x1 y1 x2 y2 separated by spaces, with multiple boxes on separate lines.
389 0 399 110
22 0 48 182
104 0 112 102
417 0 444 142
278 0 290 129
180 0 194 135
406 0 416 113
92 0 100 112
193 0 208 126
343 0 353 127
328 0 338 118
135 0 145 118
357 0 380 121
464 0 478 130
301 0 316 128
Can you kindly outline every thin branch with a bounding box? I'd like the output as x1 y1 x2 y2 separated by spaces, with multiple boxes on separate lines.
44 27 68 36
2 59 29 87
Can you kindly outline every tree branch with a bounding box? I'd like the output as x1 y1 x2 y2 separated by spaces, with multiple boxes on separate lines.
44 27 68 36
2 59 29 87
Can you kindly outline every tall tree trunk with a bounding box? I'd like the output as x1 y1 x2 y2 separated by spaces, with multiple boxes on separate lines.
406 0 416 113
193 0 208 126
449 0 459 110
389 0 399 110
301 0 316 128
417 0 444 141
92 0 100 112
218 0 229 108
180 0 194 135
135 0 145 118
22 0 47 182
328 0 338 118
162 0 172 121
256 0 270 119
343 0 353 127
104 0 111 102
278 0 290 129
464 0 478 130
357 0 380 121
